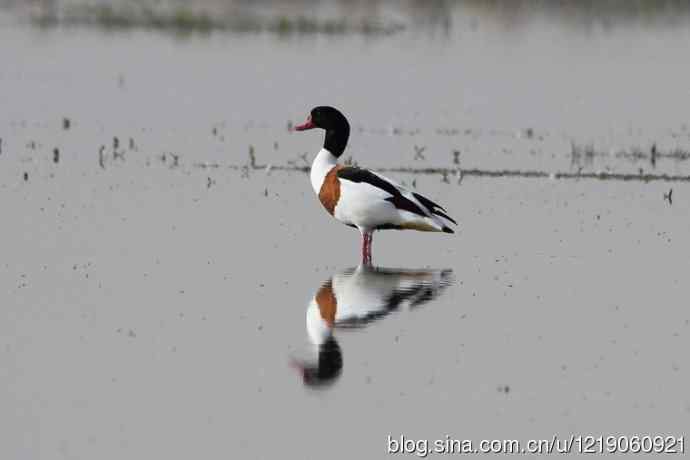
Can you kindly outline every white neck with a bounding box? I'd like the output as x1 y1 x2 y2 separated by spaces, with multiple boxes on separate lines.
310 148 338 194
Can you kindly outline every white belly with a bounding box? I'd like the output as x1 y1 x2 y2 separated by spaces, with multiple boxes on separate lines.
333 179 400 229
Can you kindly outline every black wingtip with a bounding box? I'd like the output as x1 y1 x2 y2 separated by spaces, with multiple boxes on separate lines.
442 226 455 234
438 213 458 225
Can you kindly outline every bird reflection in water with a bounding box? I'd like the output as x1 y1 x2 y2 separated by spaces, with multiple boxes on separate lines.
291 264 454 388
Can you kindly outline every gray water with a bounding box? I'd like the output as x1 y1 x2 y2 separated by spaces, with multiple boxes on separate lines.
1 3 689 459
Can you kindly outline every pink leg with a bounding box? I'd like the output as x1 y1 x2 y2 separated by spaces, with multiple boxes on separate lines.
361 230 373 266
361 232 368 264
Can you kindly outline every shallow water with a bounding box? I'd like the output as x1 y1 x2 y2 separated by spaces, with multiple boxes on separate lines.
1 6 690 459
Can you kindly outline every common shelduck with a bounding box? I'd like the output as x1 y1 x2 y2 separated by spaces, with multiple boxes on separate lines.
293 106 457 265
291 264 454 387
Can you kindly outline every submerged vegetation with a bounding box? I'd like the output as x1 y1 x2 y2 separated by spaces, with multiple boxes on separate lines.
186 139 690 184
570 142 690 169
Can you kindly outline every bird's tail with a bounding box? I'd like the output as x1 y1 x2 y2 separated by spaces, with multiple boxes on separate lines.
430 215 455 234
411 192 457 233
398 214 455 233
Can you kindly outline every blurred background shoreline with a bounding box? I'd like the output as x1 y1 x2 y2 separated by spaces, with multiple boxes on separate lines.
3 0 690 37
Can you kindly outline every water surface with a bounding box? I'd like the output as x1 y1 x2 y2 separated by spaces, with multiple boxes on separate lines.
1 5 689 459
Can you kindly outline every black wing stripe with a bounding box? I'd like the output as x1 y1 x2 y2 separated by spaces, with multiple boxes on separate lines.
413 192 447 213
413 192 457 225
433 210 457 225
337 167 399 197
385 196 428 217
337 167 428 218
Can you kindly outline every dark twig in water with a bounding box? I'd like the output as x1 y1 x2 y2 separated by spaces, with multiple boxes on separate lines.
248 145 257 169
98 145 106 169
241 165 250 178
452 150 460 165
664 188 673 205
457 168 464 185
53 148 60 164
